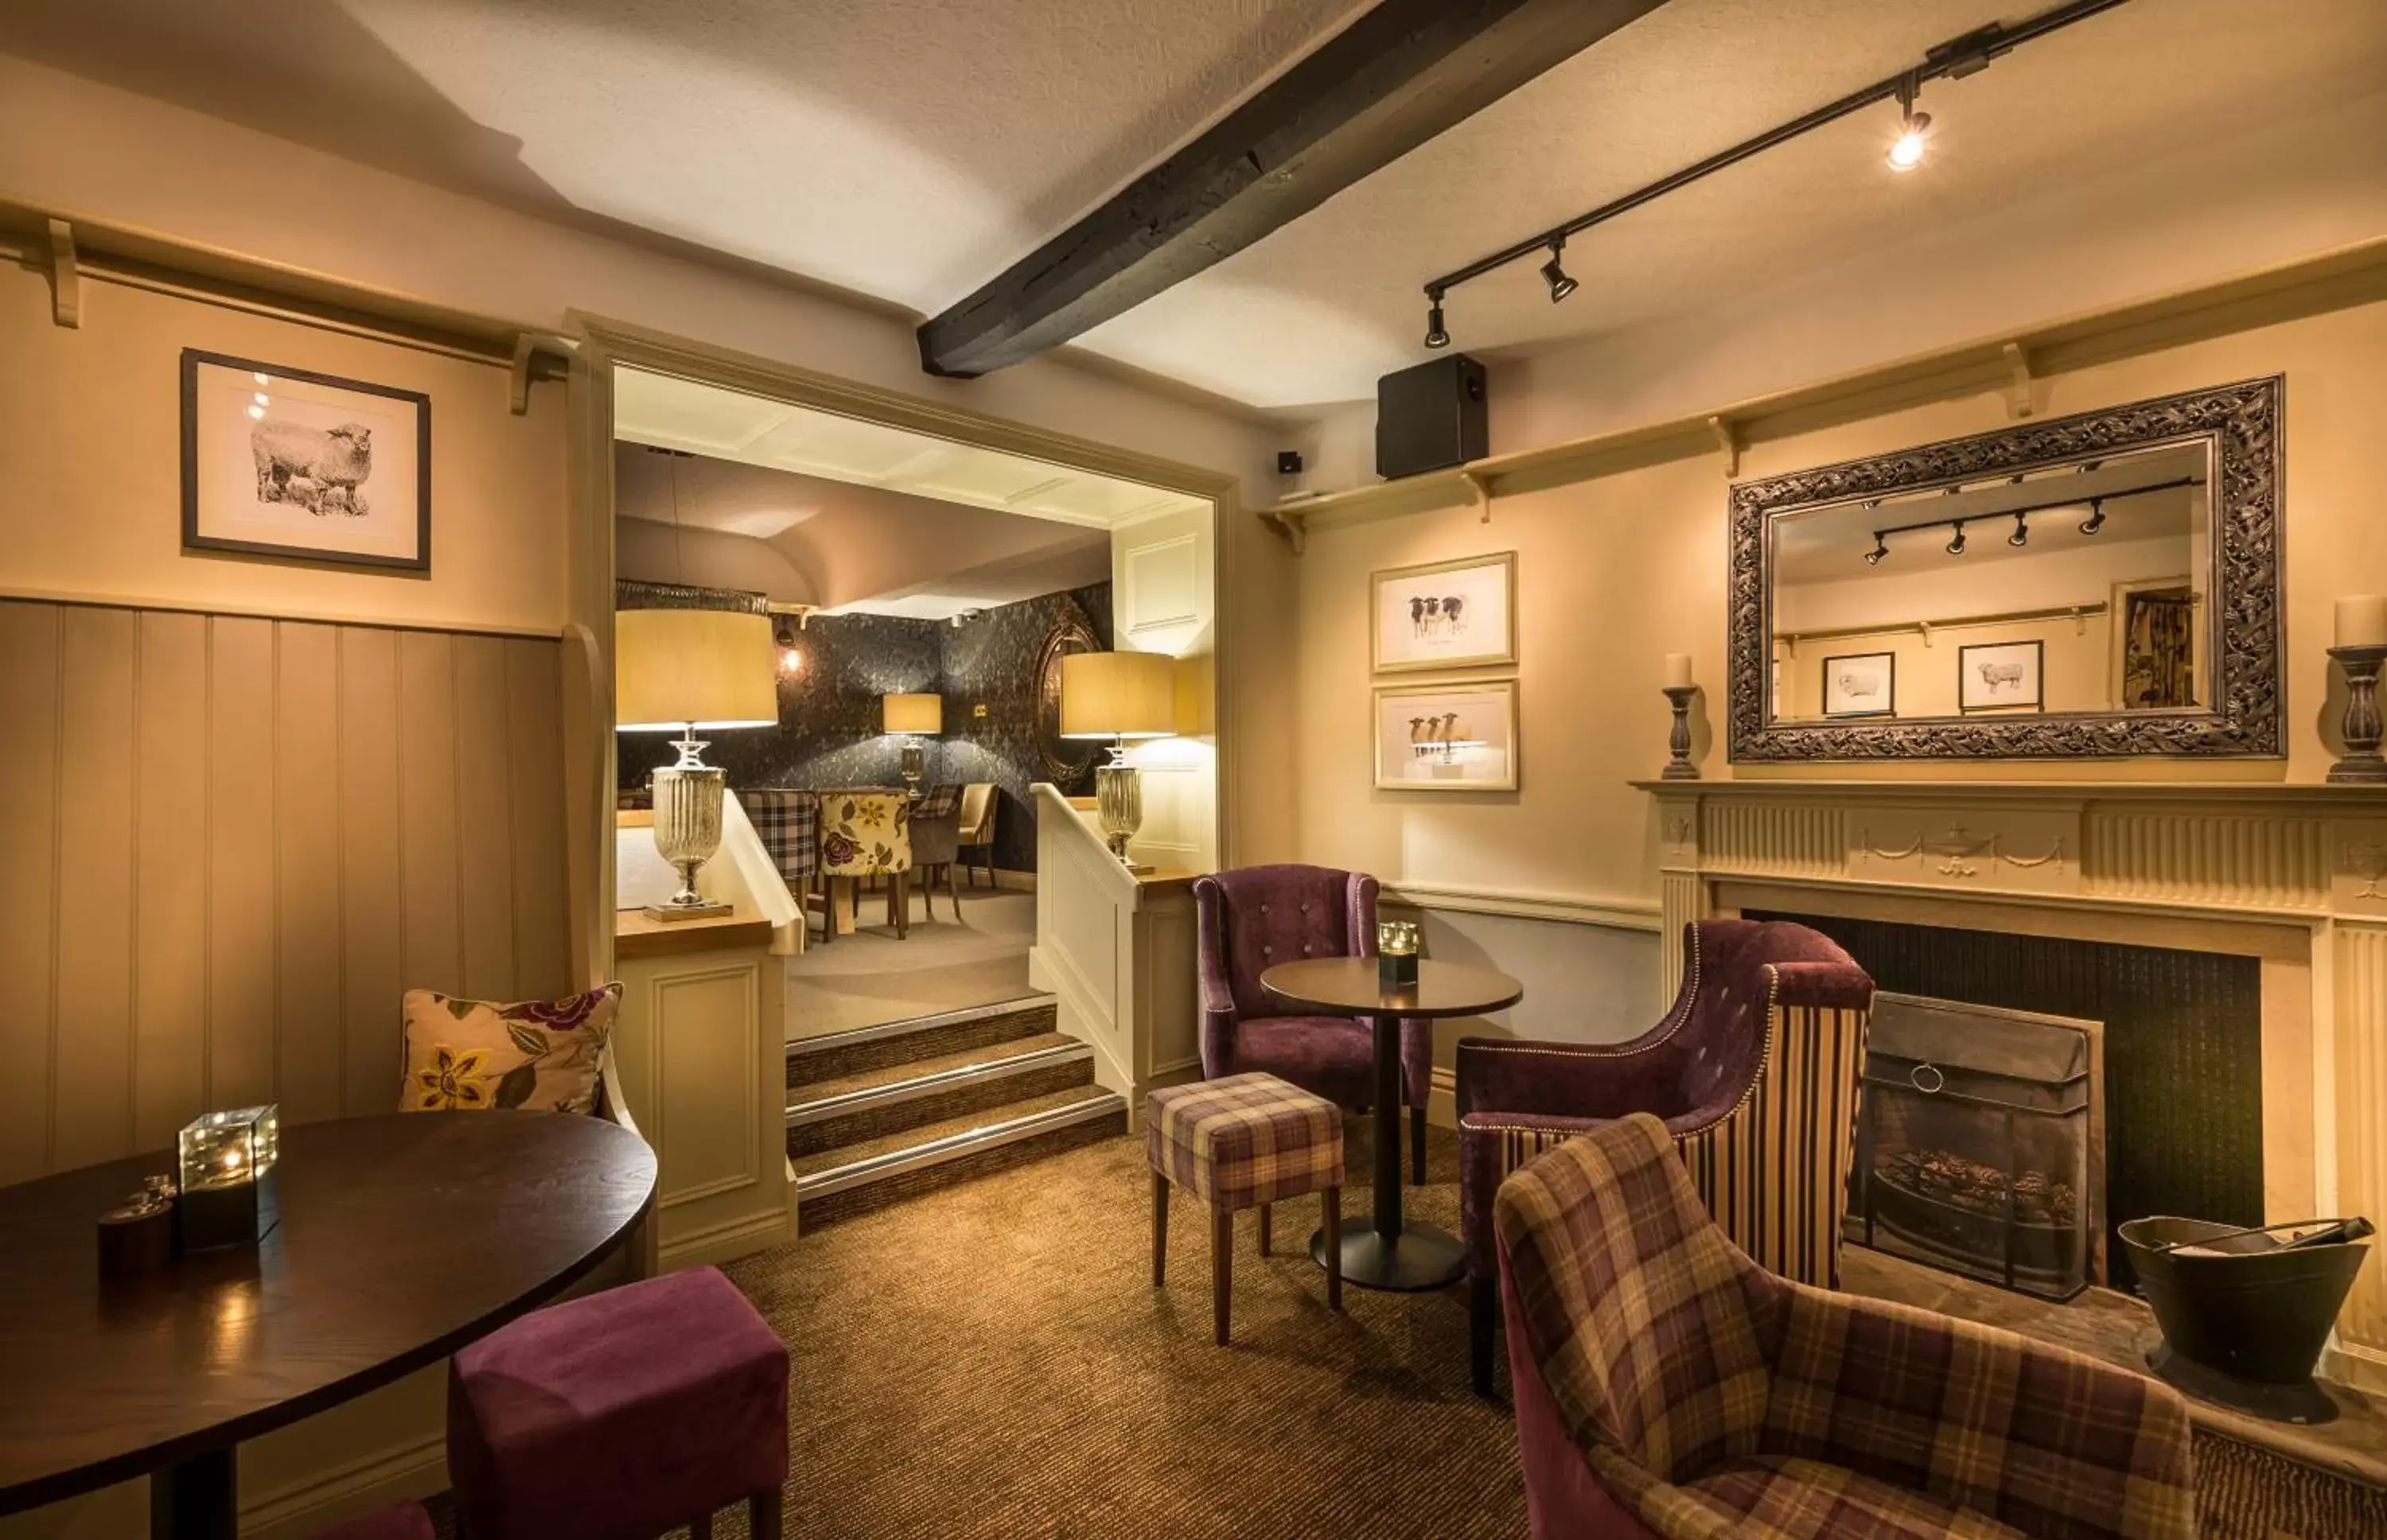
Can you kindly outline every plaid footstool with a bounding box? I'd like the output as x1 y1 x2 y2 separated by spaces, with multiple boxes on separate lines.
1146 1071 1345 1344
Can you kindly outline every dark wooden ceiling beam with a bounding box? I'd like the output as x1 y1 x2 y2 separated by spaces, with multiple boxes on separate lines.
917 0 1672 378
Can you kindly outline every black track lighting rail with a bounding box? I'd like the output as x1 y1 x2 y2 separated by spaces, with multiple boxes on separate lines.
1419 0 2131 323
1865 475 2196 542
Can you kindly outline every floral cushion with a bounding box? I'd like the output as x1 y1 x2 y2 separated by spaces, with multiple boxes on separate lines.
399 984 622 1114
818 789 912 877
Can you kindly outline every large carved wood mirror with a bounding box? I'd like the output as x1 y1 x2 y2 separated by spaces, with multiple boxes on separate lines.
1729 377 2282 762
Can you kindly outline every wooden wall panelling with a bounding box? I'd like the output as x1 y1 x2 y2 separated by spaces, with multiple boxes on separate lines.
337 627 407 1114
52 606 138 1170
396 630 465 998
453 635 520 1001
134 610 210 1149
504 639 571 998
208 616 279 1110
0 605 61 1184
275 622 345 1126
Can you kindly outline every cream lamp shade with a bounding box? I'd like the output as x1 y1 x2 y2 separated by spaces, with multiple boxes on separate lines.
1060 650 1176 739
614 609 778 731
882 693 944 734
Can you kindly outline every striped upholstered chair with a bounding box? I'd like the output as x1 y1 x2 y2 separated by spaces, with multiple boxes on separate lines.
1454 919 1873 1394
1496 1113 2194 1539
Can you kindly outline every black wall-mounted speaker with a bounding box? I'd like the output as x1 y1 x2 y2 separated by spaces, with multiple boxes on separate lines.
1376 355 1487 481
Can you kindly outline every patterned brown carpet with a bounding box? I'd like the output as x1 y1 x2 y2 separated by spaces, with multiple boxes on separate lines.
727 1122 1525 1539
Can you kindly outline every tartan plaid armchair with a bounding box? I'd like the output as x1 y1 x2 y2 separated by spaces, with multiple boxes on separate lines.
1457 920 1874 1393
1497 1114 2197 1540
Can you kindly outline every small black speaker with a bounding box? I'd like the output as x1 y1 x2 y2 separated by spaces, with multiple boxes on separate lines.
1376 355 1487 481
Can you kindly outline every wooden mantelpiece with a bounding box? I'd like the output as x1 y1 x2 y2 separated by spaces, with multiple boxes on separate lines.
1635 776 2387 1390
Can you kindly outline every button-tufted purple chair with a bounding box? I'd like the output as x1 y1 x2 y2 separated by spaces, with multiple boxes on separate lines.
1192 865 1434 1186
1454 918 1875 1394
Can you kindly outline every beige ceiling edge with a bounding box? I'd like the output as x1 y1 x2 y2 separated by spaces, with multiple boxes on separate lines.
1271 232 2387 539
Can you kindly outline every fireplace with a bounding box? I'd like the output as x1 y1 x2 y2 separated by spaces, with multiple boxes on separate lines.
1847 993 2102 1301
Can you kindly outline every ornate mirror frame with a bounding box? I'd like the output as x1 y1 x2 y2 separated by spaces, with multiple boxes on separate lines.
1727 376 2283 762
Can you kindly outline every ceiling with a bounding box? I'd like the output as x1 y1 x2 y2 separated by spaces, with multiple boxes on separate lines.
9 0 2381 411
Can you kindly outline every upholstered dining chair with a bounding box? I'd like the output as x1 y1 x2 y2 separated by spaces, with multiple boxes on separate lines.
1496 1113 2194 1540
957 783 999 887
738 788 818 913
1455 918 1874 1394
1191 865 1432 1186
816 788 913 941
908 783 964 922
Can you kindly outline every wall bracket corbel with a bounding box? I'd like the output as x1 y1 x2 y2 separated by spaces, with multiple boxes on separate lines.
1462 469 1493 524
508 330 579 415
1260 504 1308 555
2000 340 2035 419
45 218 79 329
1706 415 1741 476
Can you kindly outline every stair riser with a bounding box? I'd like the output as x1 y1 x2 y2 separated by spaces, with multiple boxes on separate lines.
787 1004 1057 1089
796 1109 1125 1231
786 1058 1096 1157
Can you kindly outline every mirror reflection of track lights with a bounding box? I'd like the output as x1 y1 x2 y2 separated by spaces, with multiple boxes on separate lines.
1946 522 1968 555
2008 513 2030 547
1856 473 2190 566
1407 0 2128 351
2078 496 2108 535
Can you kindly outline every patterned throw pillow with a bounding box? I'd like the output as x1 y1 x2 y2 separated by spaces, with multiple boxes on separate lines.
399 984 623 1115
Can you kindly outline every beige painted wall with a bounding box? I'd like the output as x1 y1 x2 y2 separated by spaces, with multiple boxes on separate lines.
1295 298 2387 916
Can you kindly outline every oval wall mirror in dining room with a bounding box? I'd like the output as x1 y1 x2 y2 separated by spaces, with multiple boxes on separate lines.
1727 376 2283 762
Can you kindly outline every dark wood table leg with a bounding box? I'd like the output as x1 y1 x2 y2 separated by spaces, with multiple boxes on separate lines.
1311 1012 1465 1291
150 1446 236 1540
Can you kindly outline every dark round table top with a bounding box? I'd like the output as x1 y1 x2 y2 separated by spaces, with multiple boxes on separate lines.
1260 955 1524 1019
0 1111 656 1515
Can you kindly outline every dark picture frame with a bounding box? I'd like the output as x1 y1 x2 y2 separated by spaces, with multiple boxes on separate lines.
1820 651 1896 718
1959 639 2046 713
181 349 431 573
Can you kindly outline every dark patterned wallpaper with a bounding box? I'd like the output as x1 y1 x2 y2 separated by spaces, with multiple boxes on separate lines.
617 579 1110 871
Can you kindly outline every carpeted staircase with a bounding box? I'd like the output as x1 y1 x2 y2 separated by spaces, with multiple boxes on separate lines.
787 996 1124 1230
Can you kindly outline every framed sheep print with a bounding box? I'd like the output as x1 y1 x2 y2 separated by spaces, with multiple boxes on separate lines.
1960 639 2045 713
1821 651 1895 718
1371 551 1516 674
1373 679 1518 792
181 350 430 572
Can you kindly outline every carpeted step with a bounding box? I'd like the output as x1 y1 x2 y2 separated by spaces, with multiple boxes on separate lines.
785 996 1057 1091
785 1032 1092 1157
793 1085 1124 1232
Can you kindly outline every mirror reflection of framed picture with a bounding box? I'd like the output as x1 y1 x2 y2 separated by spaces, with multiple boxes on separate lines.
1821 651 1895 718
1372 679 1517 791
181 349 430 572
1371 552 1516 673
1961 639 2045 713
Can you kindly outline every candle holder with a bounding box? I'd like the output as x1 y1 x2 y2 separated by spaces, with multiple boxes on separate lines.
1377 920 1420 991
2329 645 2387 784
176 1104 281 1252
1661 685 1700 780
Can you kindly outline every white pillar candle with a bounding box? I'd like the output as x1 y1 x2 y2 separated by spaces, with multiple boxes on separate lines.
2337 595 2387 649
1663 653 1694 690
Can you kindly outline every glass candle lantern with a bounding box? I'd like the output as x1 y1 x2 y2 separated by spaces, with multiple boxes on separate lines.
1377 920 1420 990
176 1103 281 1250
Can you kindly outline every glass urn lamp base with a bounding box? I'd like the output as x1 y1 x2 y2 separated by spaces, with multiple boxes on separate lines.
1096 747 1154 875
646 730 734 922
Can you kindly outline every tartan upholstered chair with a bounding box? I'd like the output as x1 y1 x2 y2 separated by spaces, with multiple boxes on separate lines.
1192 865 1434 1185
1456 919 1873 1393
1495 1114 2196 1540
739 789 818 904
908 783 964 922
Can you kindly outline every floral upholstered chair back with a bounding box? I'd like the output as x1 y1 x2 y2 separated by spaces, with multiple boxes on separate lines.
818 789 912 877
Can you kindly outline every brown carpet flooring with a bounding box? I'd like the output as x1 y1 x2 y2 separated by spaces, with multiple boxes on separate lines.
728 1122 1525 1539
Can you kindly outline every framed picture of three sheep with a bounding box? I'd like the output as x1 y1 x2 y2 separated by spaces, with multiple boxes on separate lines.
181 349 430 572
1369 551 1518 792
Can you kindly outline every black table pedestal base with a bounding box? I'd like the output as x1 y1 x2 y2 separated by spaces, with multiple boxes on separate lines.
1311 1221 1466 1293
150 1446 236 1540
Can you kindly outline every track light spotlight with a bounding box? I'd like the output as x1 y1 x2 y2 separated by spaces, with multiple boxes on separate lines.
1864 534 1889 566
1423 289 1450 349
2008 513 2029 547
1887 74 1930 172
1539 240 1578 303
2078 497 2107 535
1946 522 1967 556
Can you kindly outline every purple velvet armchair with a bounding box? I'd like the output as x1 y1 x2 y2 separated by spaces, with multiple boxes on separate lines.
1455 918 1874 1394
1192 865 1433 1185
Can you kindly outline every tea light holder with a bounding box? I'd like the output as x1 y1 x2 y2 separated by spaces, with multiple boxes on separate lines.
97 1176 177 1279
1377 920 1420 991
176 1103 281 1252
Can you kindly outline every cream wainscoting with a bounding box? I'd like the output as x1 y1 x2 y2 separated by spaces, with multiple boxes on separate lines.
1639 777 2387 1389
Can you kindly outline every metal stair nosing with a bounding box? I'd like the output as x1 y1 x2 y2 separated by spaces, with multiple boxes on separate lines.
794 1091 1123 1200
784 994 1057 1064
786 1039 1092 1128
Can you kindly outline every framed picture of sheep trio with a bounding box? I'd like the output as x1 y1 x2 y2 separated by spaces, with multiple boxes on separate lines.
1370 551 1516 673
181 350 430 572
1372 679 1519 791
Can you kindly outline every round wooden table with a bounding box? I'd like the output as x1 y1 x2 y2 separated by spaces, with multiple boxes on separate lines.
0 1112 656 1538
1260 957 1523 1291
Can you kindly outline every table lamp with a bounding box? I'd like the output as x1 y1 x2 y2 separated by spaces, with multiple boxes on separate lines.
883 693 944 794
1060 650 1176 869
617 608 777 920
